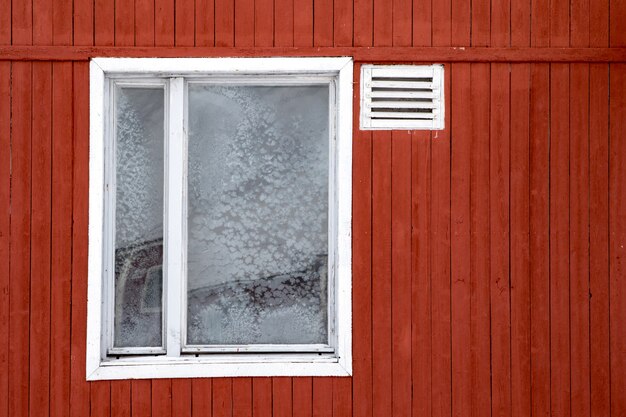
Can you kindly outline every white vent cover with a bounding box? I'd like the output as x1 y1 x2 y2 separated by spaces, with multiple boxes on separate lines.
360 64 445 130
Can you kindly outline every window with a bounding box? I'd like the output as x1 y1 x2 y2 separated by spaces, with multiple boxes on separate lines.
87 58 353 380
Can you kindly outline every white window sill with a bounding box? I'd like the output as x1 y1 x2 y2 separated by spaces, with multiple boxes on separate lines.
87 356 352 380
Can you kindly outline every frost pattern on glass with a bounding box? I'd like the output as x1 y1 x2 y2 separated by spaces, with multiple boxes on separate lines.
114 87 164 348
187 85 330 345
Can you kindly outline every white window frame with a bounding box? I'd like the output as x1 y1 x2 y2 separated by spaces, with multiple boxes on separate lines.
87 57 353 380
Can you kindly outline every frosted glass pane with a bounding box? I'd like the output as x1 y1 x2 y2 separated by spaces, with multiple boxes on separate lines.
187 85 329 345
114 87 164 348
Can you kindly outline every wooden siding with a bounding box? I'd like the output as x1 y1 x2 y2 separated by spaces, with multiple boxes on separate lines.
1 0 625 416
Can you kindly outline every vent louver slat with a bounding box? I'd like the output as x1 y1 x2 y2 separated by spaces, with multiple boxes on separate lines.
360 64 445 130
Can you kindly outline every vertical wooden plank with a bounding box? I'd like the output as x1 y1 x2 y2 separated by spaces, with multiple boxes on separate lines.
90 381 111 417
272 378 291 417
450 0 469 45
252 379 271 417
431 0 450 46
510 63 531 417
292 378 312 417
352 65 372 417
0 62 11 417
232 378 251 417
312 378 332 417
235 0 255 46
470 0 488 45
293 0 313 46
215 0 235 45
132 380 152 417
529 63 551 417
373 0 392 46
0 0 9 43
530 0 549 46
135 0 156 46
74 0 94 44
115 0 135 44
412 131 431 417
274 0 294 46
609 0 626 46
609 63 626 417
12 0 32 44
29 61 52 417
570 0 589 47
371 131 392 417
50 61 73 417
95 0 115 45
152 379 173 417
9 61 31 417
431 69 451 417
490 62 511 417
550 63 571 417
392 0 411 46
176 0 196 45
254 0 273 46
469 62 491 417
172 380 192 417
589 64 610 417
550 0 569 46
212 379 231 417
110 381 131 417
192 379 212 417
412 0 431 46
196 0 215 45
332 378 351 417
590 0 608 47
491 0 509 45
391 130 412 417
450 63 471 417
354 0 373 46
53 0 72 44
70 62 91 417
33 0 53 44
511 0 530 46
313 0 333 46
569 63 591 417
333 0 352 46
156 0 175 45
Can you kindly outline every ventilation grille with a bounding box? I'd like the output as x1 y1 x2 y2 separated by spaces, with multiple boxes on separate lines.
360 64 445 130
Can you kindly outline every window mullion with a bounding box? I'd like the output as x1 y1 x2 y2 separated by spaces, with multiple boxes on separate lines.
165 77 185 357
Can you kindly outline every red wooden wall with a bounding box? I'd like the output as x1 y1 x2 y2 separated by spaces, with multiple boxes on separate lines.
1 0 625 415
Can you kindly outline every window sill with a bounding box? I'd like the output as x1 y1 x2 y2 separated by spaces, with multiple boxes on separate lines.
87 354 352 380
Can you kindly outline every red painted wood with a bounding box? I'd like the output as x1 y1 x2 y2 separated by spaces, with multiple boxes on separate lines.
333 0 352 46
550 63 571 417
609 63 626 416
53 0 72 44
252 378 271 417
293 0 313 46
590 0 609 47
292 378 312 417
490 62 511 417
353 0 372 46
531 0 549 46
152 379 173 417
313 0 333 46
570 0 589 47
550 0 569 46
12 0 32 44
509 63 531 417
191 379 211 417
511 0 530 46
9 62 31 417
0 62 11 417
0 0 9 43
431 0 450 46
235 0 254 46
272 378 291 417
610 0 626 46
451 0 469 46
471 0 489 45
73 0 94 45
29 61 52 417
212 379 231 417
155 0 175 46
232 378 251 417
195 0 215 46
469 62 491 417
491 0 509 46
411 130 431 417
392 0 411 46
90 381 111 417
274 0 294 46
450 63 471 417
312 378 332 417
50 62 73 417
332 378 351 417
172 379 192 417
133 380 152 417
254 0 273 46
33 0 52 45
215 0 234 46
136 0 156 46
351 66 373 417
69 62 91 417
110 381 131 417
373 0 391 46
391 130 412 417
371 131 392 417
589 64 610 417
412 0 431 46
431 70 451 417
95 0 114 45
115 0 134 45
176 0 195 46
529 63 551 417
569 63 591 417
